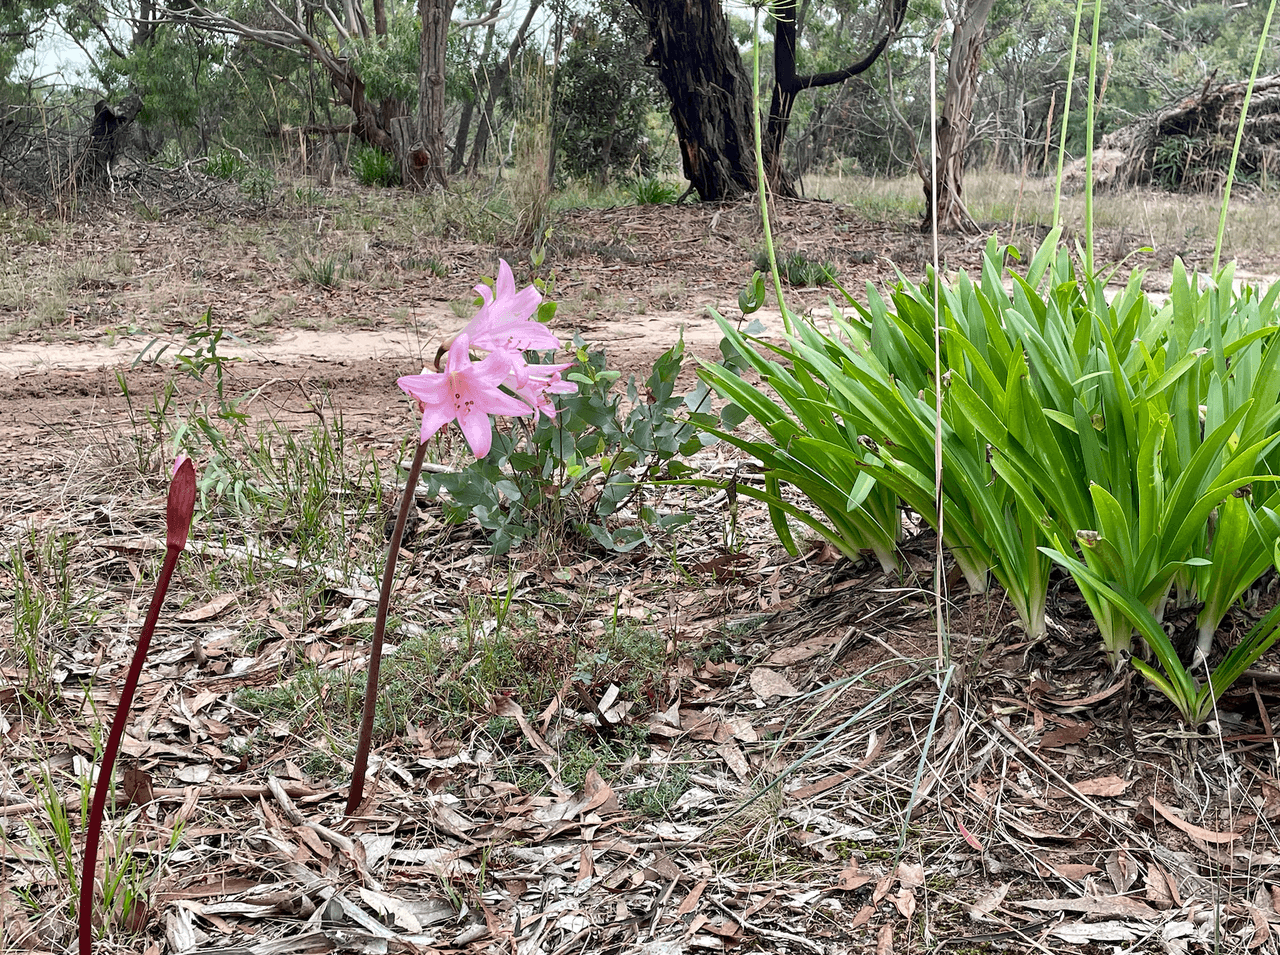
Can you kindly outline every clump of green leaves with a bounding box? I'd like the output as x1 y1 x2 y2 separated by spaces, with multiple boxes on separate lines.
707 232 1280 726
239 165 277 207
423 331 704 553
295 253 349 289
205 148 246 182
6 530 78 719
627 178 681 205
753 249 836 287
127 309 264 513
352 146 400 187
402 255 448 277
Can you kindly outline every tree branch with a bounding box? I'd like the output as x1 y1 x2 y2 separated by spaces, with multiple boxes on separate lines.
456 6 507 30
792 0 908 93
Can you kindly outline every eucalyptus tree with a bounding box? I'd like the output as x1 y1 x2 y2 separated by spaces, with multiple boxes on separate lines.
624 0 905 200
0 0 63 91
553 0 659 181
924 0 997 232
149 0 509 186
460 0 543 175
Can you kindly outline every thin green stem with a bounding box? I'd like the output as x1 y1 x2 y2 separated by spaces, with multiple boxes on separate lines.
752 4 789 334
1052 0 1087 228
1083 0 1103 278
928 45 947 669
346 439 428 816
1212 0 1278 275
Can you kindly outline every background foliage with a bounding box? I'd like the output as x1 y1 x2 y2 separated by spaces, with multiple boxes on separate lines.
4 0 1278 189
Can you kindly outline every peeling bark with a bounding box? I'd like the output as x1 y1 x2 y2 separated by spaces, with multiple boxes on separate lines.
626 0 761 200
922 0 996 234
416 0 454 187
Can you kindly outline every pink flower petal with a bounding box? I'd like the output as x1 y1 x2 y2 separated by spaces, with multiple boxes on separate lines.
398 334 534 455
462 259 559 354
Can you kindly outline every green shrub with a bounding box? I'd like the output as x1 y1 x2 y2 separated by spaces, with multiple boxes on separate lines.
627 177 681 205
753 249 836 286
206 149 246 182
352 146 400 187
238 165 276 206
423 331 703 553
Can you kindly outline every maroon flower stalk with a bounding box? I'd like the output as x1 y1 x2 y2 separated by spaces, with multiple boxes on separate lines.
346 441 428 816
347 262 567 816
79 457 196 955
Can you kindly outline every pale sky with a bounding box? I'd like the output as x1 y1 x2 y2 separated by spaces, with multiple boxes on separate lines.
22 22 95 86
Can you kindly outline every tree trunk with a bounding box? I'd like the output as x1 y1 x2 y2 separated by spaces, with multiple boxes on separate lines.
417 0 455 188
626 0 760 201
766 0 905 190
544 0 566 189
450 94 478 176
922 0 996 234
628 0 902 201
450 0 502 174
135 0 157 46
464 0 543 176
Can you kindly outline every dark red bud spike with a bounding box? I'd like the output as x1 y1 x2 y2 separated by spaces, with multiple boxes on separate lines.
166 458 197 551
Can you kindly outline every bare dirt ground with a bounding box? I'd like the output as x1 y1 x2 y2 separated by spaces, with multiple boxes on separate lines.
3 193 1279 955
0 199 924 473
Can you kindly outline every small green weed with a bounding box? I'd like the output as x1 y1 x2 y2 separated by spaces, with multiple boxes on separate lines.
6 529 78 717
245 411 386 570
295 253 344 289
239 166 277 207
206 149 247 182
23 767 81 899
555 730 643 791
122 309 266 515
627 177 681 205
402 255 448 277
626 765 692 817
578 618 666 701
753 249 836 286
237 604 668 780
293 186 324 207
238 619 559 750
352 146 400 187
113 369 180 477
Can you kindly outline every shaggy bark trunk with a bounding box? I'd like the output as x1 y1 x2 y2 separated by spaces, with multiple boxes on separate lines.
626 0 761 200
922 0 996 234
416 0 455 187
629 0 902 201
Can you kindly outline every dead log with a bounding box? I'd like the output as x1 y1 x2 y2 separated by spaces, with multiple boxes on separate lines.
1063 73 1280 192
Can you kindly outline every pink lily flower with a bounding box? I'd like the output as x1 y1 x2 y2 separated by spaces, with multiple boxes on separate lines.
462 259 560 354
514 363 576 421
398 333 533 457
352 266 577 818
